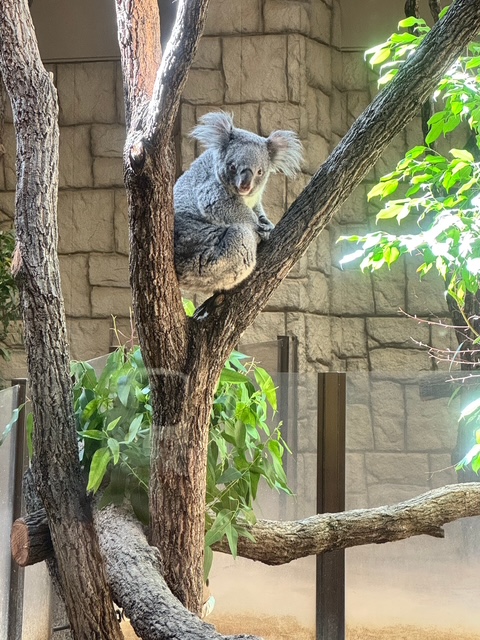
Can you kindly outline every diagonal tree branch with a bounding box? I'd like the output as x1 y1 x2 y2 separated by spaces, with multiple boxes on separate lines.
196 0 480 362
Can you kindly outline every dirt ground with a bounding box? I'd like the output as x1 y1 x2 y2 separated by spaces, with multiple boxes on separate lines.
121 617 480 640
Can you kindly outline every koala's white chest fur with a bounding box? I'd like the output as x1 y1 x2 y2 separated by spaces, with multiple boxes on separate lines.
242 192 261 209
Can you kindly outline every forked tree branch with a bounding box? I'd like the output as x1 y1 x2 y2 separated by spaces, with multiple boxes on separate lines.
196 0 480 363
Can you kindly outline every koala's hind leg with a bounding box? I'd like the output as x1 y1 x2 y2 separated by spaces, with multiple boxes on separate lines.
175 223 258 293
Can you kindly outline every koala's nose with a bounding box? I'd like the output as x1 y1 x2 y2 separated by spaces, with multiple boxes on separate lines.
238 168 253 189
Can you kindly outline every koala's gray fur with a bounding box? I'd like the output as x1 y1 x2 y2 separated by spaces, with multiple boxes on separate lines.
174 111 303 294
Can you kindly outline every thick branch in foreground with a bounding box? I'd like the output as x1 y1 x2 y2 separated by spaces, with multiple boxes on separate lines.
212 484 480 563
95 507 261 640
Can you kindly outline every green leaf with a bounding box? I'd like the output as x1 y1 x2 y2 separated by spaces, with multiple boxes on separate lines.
254 367 277 411
79 429 105 441
217 467 243 485
106 416 122 432
219 369 251 385
450 148 474 162
369 47 391 66
182 298 196 317
125 414 144 443
225 524 239 559
204 509 233 547
107 437 120 464
87 447 112 493
204 545 214 582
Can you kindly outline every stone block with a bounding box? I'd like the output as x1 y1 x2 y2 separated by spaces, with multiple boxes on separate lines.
204 0 261 35
330 88 347 136
265 279 308 311
346 358 369 371
287 34 307 104
93 157 124 188
287 172 310 206
310 0 331 43
367 483 429 508
331 317 367 358
371 380 405 451
239 312 286 346
429 453 457 489
116 63 126 125
307 227 331 274
196 104 259 134
296 452 317 515
58 190 115 253
57 62 117 125
303 131 329 175
306 271 329 313
91 286 132 318
67 318 112 361
183 69 224 105
330 267 375 315
339 52 368 91
406 259 449 316
331 0 341 47
405 117 424 150
346 91 370 124
192 37 222 69
297 413 318 453
346 452 367 493
1 319 23 348
0 191 15 220
224 37 287 103
345 493 368 510
288 254 309 279
367 317 429 349
59 254 90 317
336 184 368 224
286 311 307 366
180 104 197 135
114 189 129 255
372 261 407 315
0 348 27 382
365 452 429 486
306 40 331 93
91 125 126 158
369 347 432 374
89 254 129 288
180 136 196 172
3 123 16 190
306 87 331 140
305 314 331 364
264 0 310 35
346 404 374 450
59 126 93 188
259 102 301 137
406 386 458 452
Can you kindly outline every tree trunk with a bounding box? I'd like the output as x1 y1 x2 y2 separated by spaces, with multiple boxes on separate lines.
0 3 122 638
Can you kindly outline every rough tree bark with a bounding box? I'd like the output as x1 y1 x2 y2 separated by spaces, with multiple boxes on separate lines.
2 0 480 638
0 1 123 638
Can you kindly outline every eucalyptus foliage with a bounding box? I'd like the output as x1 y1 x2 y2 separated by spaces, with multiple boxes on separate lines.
72 343 291 578
340 10 480 474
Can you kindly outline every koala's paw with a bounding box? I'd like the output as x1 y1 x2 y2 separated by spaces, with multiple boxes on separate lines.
257 215 275 241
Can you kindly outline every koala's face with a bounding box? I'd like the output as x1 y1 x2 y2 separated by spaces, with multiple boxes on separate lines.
217 136 271 197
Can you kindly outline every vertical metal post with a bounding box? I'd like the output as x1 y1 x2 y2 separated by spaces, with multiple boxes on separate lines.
277 336 298 519
8 378 28 640
316 372 346 640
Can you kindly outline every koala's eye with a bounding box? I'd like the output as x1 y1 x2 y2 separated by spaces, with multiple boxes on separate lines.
229 163 237 174
257 168 264 176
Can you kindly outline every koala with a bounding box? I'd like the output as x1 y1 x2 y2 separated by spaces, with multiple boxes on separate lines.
173 111 303 294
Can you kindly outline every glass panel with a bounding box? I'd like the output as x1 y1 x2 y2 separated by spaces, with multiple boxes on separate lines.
345 372 480 638
0 385 19 640
209 363 317 640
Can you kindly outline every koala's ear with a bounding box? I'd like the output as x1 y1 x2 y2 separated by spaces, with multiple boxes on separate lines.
267 131 303 178
191 111 234 150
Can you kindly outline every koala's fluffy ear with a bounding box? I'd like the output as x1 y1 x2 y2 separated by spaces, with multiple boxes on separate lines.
191 111 234 150
267 131 303 178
